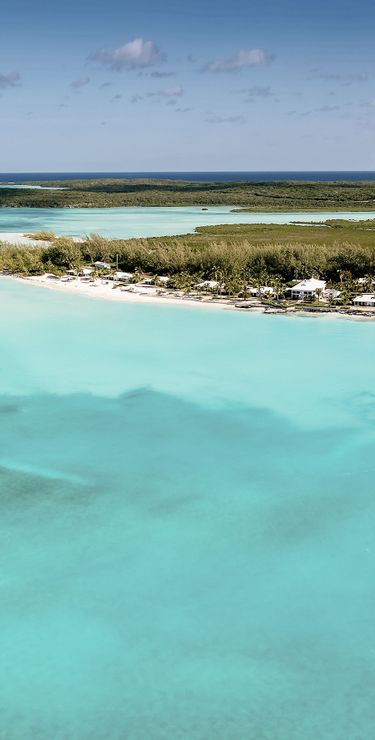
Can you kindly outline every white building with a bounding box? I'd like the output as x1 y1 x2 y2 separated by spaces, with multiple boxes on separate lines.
289 278 326 300
115 271 133 281
246 285 275 297
324 288 341 301
353 294 375 307
94 261 111 270
195 280 222 291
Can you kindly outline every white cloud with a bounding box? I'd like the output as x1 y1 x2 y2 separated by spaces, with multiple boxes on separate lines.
90 38 164 70
204 49 272 73
0 71 20 89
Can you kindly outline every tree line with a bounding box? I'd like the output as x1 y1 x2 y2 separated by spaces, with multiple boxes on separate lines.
1 178 375 210
1 220 375 296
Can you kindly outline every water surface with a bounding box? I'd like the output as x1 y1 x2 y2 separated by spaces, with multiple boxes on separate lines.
1 278 375 739
1 171 375 182
0 205 374 239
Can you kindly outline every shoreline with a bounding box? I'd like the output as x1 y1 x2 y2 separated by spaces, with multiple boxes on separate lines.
2 274 375 322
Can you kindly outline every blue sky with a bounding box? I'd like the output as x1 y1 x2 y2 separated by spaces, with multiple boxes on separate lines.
1 0 374 171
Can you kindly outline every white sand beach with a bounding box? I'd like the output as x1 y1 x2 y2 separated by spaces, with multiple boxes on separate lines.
3 273 375 321
0 232 50 246
3 274 247 311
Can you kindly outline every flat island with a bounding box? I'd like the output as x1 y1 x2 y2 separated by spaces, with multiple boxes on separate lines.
1 217 375 317
1 176 375 210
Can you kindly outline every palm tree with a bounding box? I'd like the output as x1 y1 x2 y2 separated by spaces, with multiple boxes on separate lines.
315 288 323 304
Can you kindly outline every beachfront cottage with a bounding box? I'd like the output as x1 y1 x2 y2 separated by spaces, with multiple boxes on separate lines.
94 261 111 269
115 271 133 281
324 288 341 301
195 280 221 290
353 294 375 307
246 285 275 297
289 278 326 300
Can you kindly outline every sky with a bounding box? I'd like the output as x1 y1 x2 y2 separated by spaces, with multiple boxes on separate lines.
0 0 374 171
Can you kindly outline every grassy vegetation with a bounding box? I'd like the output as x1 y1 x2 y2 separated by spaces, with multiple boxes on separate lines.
1 220 375 302
1 178 375 210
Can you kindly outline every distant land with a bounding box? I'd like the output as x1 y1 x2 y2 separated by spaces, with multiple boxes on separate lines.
1 171 375 183
1 177 375 211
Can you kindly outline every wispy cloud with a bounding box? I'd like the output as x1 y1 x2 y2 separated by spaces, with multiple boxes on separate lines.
243 86 273 97
152 85 183 98
130 94 143 104
70 77 90 89
289 104 341 117
203 49 272 73
0 71 21 89
89 38 165 70
309 71 368 85
240 86 277 102
316 104 341 113
133 86 183 103
206 114 246 124
150 71 175 78
175 107 191 113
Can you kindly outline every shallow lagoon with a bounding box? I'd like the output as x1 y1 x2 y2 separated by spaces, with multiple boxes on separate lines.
1 279 375 739
0 205 374 239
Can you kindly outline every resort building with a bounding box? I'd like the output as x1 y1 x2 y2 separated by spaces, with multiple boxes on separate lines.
247 286 275 297
324 288 341 301
94 261 111 269
289 278 326 300
352 294 375 307
114 271 133 281
196 280 222 291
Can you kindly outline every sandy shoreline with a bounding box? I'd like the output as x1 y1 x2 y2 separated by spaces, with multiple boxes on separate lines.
1 274 244 312
2 273 375 322
0 232 50 246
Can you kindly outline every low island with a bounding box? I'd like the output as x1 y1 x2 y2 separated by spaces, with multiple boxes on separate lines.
1 218 375 318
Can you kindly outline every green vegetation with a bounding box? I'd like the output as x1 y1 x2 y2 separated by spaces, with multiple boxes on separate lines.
1 220 375 303
1 178 375 210
24 231 57 241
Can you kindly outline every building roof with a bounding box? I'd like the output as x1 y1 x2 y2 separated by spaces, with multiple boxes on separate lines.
324 289 341 298
291 278 326 292
94 261 111 268
196 280 220 289
115 271 133 279
353 294 375 303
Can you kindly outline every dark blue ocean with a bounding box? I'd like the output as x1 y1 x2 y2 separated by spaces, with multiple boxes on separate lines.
1 171 375 182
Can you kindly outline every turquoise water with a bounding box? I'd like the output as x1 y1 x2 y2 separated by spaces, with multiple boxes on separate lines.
0 205 374 239
1 278 375 739
0 185 65 190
